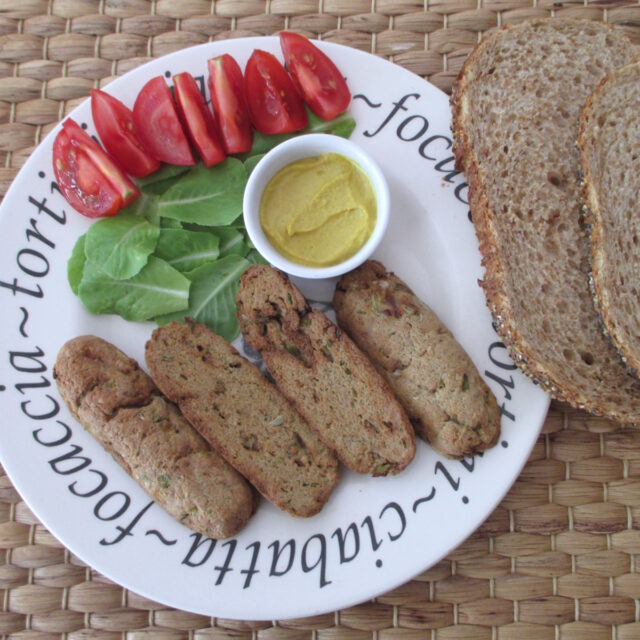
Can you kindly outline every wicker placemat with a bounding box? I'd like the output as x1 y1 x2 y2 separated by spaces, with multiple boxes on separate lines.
1 1 640 637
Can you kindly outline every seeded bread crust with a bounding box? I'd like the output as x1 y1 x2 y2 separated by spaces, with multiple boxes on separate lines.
236 264 416 476
451 18 640 423
54 336 253 539
334 260 501 458
145 320 339 517
578 60 640 375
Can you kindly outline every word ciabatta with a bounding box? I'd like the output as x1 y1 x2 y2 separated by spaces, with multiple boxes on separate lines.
451 18 640 424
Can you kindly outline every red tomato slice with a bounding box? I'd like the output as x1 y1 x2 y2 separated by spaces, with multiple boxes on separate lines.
53 124 122 218
208 54 253 154
244 49 308 135
61 119 139 208
280 32 351 120
173 72 226 167
91 88 160 178
133 76 195 166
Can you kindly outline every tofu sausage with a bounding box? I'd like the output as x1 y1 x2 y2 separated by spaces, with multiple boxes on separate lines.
54 335 254 539
334 260 501 458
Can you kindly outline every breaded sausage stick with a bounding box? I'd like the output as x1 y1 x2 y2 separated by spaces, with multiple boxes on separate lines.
334 261 501 458
236 265 416 476
145 320 339 518
54 336 254 539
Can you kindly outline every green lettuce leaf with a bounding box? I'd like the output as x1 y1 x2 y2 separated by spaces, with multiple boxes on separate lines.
67 233 86 295
118 192 160 220
305 109 356 138
159 217 182 229
244 153 265 176
156 254 250 341
158 159 246 225
137 163 191 195
155 228 220 273
78 256 190 321
84 212 160 280
246 248 268 265
216 227 248 257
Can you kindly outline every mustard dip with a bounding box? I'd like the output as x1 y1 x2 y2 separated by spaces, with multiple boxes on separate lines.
259 152 377 267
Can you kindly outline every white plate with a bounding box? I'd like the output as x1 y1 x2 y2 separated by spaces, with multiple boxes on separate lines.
0 37 549 620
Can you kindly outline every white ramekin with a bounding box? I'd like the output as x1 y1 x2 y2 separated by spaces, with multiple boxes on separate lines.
243 133 390 280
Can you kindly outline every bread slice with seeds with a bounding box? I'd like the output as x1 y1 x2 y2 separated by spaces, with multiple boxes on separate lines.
145 319 339 517
451 18 640 423
236 264 416 476
578 60 640 375
54 335 254 539
334 260 501 458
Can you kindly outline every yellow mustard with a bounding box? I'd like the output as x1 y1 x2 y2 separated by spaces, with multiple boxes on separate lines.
259 152 377 267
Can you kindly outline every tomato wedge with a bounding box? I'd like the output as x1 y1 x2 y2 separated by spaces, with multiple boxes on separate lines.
133 76 195 166
53 119 139 218
173 72 226 167
62 120 139 207
244 49 308 135
208 54 253 154
280 31 351 120
53 126 120 218
91 88 160 177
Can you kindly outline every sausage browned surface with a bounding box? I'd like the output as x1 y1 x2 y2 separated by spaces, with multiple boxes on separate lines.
333 260 501 458
145 320 339 518
54 335 254 539
236 265 416 476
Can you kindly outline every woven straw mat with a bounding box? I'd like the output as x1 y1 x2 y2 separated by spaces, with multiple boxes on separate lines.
1 1 640 638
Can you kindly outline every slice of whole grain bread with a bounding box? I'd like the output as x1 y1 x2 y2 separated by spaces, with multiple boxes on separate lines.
145 319 339 517
451 18 640 423
236 264 416 476
578 60 640 375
